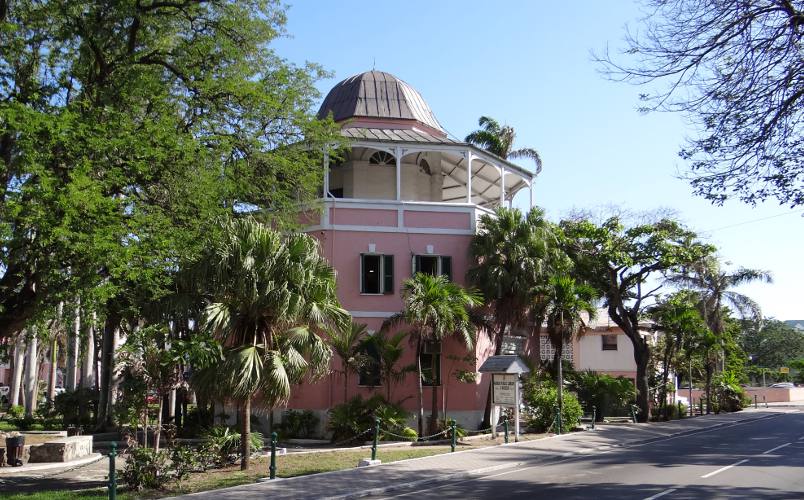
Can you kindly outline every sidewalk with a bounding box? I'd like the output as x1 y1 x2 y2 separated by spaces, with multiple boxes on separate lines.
173 410 786 500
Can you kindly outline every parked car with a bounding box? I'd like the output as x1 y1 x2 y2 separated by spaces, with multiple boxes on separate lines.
769 382 794 388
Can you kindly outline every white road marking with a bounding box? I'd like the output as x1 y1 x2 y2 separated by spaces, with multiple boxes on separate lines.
761 442 791 455
643 488 677 500
701 459 749 478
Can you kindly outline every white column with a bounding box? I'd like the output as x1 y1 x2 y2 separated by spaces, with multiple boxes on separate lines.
499 168 506 206
466 150 473 204
66 300 80 390
514 378 521 442
395 147 402 201
529 180 534 209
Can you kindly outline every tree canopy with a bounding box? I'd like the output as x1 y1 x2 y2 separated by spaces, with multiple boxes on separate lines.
599 0 804 207
0 0 337 338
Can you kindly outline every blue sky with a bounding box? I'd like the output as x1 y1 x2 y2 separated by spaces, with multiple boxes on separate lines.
274 1 802 320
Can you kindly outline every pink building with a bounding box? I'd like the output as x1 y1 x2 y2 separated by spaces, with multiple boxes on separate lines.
281 71 537 431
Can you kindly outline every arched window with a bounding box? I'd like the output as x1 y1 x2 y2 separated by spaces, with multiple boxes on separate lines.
419 159 432 175
368 151 396 165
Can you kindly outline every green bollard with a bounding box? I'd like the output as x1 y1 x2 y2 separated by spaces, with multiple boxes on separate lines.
699 398 703 415
503 418 509 444
450 420 457 452
764 395 768 408
678 401 683 419
108 441 117 500
592 406 596 430
269 432 277 479
631 405 637 423
754 394 758 409
371 417 380 461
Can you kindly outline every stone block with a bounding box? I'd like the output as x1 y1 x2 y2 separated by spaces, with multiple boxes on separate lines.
29 436 93 463
358 458 382 467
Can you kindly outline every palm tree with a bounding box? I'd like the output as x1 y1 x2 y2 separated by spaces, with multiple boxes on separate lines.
465 116 543 172
330 321 369 403
669 257 771 410
367 329 412 402
188 217 347 470
468 206 567 425
386 273 481 435
542 276 597 414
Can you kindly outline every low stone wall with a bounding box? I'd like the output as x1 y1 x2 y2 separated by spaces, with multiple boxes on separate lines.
28 436 93 463
687 386 804 404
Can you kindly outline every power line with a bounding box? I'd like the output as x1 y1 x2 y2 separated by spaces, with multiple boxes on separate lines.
701 208 804 233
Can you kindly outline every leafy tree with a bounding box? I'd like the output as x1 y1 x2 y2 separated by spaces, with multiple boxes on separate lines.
561 216 713 421
0 0 336 340
329 321 369 403
541 276 597 415
386 273 481 435
465 116 543 171
188 217 347 470
741 319 804 370
598 0 804 207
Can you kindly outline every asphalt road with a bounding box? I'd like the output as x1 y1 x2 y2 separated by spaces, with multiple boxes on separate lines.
369 411 804 500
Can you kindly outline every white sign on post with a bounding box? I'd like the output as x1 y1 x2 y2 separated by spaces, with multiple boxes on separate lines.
492 374 517 407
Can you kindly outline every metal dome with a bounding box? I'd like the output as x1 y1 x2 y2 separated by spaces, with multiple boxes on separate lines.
317 71 445 134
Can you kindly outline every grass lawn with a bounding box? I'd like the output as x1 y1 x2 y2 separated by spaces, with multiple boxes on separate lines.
2 442 497 500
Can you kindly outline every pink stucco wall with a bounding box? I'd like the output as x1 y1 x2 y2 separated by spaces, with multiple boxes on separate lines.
330 208 398 227
403 211 471 230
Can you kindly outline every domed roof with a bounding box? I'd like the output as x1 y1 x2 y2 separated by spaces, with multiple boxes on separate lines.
317 71 445 134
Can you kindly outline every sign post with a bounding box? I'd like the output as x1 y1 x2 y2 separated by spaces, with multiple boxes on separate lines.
480 356 530 443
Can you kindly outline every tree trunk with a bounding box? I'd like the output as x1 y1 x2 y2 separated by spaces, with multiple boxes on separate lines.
705 362 713 414
343 370 348 404
429 352 438 435
66 301 80 390
634 342 651 422
10 334 25 407
47 337 58 403
240 398 252 470
23 332 39 417
555 344 564 415
81 313 96 389
416 337 424 436
98 313 120 429
481 325 507 428
154 397 163 452
659 340 673 420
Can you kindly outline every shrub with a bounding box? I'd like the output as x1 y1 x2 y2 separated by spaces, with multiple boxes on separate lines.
122 447 172 491
567 370 636 420
523 381 583 433
55 388 99 426
713 371 748 413
202 426 263 465
327 395 410 443
170 445 201 483
437 419 467 440
8 405 24 419
279 409 319 439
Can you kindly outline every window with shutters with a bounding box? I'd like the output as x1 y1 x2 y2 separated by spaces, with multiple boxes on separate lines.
412 255 452 281
360 254 394 294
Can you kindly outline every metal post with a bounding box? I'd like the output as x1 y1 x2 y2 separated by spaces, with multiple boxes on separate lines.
754 394 758 409
592 406 596 430
678 400 683 419
699 398 703 416
450 420 456 452
555 407 562 435
371 417 380 461
108 442 117 500
269 432 277 479
503 418 509 443
764 395 767 408
631 405 637 423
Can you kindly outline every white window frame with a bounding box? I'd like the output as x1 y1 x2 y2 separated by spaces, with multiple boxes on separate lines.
360 253 393 295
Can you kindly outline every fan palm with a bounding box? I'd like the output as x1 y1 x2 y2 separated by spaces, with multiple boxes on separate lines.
330 321 369 403
386 273 482 435
542 276 597 414
188 217 347 470
465 116 543 172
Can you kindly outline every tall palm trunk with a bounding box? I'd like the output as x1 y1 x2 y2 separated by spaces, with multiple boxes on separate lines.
47 337 58 403
10 335 25 407
98 313 120 429
429 352 438 435
343 370 349 403
66 301 80 390
23 332 39 417
416 337 424 436
554 343 564 415
81 314 96 389
240 398 252 470
704 362 713 414
154 397 164 452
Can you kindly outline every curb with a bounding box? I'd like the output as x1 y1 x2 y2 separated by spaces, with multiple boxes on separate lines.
0 453 104 475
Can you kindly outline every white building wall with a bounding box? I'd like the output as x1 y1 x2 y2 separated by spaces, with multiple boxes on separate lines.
577 333 636 372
